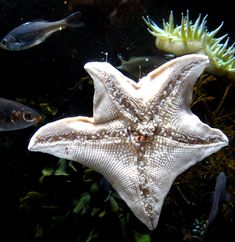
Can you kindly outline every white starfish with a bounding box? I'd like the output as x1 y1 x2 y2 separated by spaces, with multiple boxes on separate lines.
28 54 228 230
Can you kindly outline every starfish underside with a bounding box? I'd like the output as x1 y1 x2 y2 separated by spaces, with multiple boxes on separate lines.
28 54 228 230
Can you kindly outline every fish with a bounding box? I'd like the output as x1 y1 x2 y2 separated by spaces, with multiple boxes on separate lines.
206 172 227 229
0 11 84 51
116 54 173 79
202 172 235 239
0 97 42 131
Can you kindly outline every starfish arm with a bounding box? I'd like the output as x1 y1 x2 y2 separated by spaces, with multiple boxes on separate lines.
84 62 146 123
139 134 227 230
87 64 122 124
28 116 127 165
28 116 157 229
137 54 228 147
28 117 139 198
143 54 209 113
158 110 228 147
149 136 228 180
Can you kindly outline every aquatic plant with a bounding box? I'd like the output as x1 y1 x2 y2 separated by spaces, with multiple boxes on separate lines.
143 11 235 81
20 159 152 241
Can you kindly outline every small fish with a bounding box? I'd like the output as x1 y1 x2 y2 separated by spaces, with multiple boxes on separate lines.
0 97 42 131
206 172 227 229
0 11 83 51
116 54 173 79
202 172 235 239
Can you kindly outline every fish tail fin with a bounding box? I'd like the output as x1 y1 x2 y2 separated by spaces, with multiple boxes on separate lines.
116 54 125 70
117 54 127 64
117 53 124 61
64 11 84 28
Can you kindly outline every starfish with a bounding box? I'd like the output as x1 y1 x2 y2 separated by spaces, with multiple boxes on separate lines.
28 54 228 230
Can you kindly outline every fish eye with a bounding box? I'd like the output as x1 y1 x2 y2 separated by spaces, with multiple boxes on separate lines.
1 39 7 46
23 112 34 122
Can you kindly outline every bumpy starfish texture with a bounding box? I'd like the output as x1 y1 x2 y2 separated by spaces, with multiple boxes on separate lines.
28 54 228 230
143 11 235 80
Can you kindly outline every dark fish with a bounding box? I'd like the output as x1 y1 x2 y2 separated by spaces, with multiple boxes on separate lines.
202 172 235 239
0 11 83 51
207 172 227 229
116 54 173 79
0 97 42 131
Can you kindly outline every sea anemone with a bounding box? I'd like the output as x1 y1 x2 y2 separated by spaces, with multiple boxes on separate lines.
143 11 235 81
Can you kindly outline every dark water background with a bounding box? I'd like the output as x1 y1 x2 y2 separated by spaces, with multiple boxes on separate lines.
0 0 234 241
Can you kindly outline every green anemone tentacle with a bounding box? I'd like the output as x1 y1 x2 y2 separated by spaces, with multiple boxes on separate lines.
143 10 235 80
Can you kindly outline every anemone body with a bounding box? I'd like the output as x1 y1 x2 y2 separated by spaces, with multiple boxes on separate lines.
143 11 235 80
